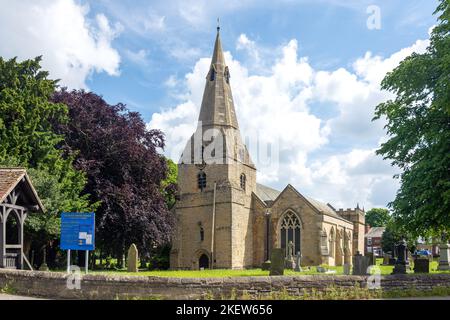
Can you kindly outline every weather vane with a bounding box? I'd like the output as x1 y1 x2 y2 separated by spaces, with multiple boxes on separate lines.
217 18 220 32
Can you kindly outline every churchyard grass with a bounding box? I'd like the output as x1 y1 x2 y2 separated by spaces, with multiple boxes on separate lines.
84 257 448 277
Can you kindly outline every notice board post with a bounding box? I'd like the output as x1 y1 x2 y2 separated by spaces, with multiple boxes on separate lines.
61 212 95 274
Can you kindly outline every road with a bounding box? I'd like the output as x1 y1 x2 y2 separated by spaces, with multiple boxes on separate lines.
0 293 45 300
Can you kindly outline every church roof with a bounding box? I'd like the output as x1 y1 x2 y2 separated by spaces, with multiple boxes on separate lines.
197 27 239 129
255 183 348 222
255 183 281 202
0 168 44 212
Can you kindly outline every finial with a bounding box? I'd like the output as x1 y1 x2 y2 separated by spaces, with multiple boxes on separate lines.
217 18 220 33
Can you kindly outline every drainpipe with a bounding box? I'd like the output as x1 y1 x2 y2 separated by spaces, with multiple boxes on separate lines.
211 182 217 269
265 209 271 261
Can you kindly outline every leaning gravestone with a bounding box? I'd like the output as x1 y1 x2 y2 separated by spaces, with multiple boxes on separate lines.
414 258 430 273
127 244 139 272
269 248 285 276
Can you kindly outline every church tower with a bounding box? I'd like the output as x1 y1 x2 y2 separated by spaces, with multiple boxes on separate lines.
170 27 256 270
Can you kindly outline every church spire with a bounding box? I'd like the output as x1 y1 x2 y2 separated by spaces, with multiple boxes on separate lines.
198 26 239 129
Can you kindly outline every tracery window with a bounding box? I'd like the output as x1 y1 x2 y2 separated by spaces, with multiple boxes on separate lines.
280 211 301 257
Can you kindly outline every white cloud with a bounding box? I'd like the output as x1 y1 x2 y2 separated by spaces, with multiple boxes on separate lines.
124 49 149 66
0 0 121 89
148 33 429 209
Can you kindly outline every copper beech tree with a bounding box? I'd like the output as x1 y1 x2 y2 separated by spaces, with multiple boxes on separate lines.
52 89 176 263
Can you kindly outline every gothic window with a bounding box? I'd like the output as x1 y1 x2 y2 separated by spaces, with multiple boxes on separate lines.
209 68 215 81
329 228 335 258
200 227 205 242
240 173 246 190
198 172 207 191
280 211 301 257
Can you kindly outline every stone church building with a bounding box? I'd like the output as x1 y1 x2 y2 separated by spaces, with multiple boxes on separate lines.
170 28 365 270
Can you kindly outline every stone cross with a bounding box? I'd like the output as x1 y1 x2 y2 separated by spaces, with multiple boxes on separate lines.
287 241 294 260
127 243 139 273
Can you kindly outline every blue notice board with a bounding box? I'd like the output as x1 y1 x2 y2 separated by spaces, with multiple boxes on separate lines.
60 212 95 250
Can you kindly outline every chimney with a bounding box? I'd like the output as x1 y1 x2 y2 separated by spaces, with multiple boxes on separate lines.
365 224 371 234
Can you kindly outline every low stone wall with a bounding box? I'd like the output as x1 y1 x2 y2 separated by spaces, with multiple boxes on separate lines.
0 269 449 300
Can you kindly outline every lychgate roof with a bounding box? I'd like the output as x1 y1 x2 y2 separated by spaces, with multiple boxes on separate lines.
0 168 44 212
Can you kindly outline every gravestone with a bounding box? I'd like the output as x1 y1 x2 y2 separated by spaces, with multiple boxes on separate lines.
392 240 407 274
284 241 295 269
343 263 351 275
414 258 430 273
294 252 302 272
127 244 139 273
269 248 285 276
366 252 376 266
39 249 49 271
383 253 390 265
438 243 450 271
352 251 369 275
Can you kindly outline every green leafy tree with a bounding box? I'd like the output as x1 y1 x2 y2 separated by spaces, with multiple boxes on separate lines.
373 0 450 239
365 208 391 227
0 57 95 266
161 158 178 210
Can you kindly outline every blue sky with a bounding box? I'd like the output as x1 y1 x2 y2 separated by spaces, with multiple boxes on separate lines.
0 0 439 209
82 0 438 122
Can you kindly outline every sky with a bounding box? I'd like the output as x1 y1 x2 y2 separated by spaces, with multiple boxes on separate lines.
0 0 440 210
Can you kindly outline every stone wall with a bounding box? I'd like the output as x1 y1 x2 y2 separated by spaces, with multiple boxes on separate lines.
1 269 450 300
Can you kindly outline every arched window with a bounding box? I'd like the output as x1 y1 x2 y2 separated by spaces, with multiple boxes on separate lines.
198 172 206 191
280 211 301 257
329 228 335 258
240 173 246 190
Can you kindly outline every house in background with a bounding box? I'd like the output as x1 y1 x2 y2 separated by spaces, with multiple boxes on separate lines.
365 226 385 257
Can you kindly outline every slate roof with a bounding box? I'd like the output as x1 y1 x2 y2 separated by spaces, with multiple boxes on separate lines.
365 227 385 238
0 168 44 211
255 183 348 222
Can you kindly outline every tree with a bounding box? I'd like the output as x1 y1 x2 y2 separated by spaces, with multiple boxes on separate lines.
373 0 450 239
365 208 391 227
0 57 94 267
51 89 175 261
161 158 178 210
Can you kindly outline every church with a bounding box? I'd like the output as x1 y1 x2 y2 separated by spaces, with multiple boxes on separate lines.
170 27 365 270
